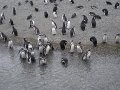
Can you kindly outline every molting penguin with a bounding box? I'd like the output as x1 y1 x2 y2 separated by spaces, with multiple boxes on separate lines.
102 34 107 44
102 9 108 16
13 7 16 16
90 36 97 47
70 27 75 38
0 32 8 42
12 26 18 36
70 40 75 53
8 40 13 49
61 57 68 66
44 11 48 18
60 40 67 50
62 22 66 35
80 21 86 31
91 17 96 28
77 42 83 54
115 34 120 44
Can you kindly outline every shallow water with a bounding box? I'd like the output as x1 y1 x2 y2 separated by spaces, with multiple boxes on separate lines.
0 43 120 90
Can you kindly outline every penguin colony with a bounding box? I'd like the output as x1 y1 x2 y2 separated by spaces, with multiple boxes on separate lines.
0 0 120 66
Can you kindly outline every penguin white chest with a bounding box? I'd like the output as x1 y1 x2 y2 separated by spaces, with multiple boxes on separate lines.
70 43 74 52
102 35 107 43
51 27 56 35
67 21 71 29
77 45 82 53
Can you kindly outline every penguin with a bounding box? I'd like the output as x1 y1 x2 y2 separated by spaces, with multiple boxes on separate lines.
60 40 67 50
82 50 91 60
13 7 16 16
27 53 36 64
102 34 107 44
53 5 57 12
0 32 8 42
0 17 4 24
45 44 51 55
70 40 75 53
51 20 57 29
28 42 33 51
39 44 44 55
39 57 47 65
62 14 67 22
29 20 35 28
18 2 22 6
115 2 119 9
43 35 49 45
1 12 5 20
33 26 40 35
35 8 39 12
23 38 29 49
71 13 77 18
76 5 84 9
25 0 29 3
12 26 18 36
37 35 42 46
8 40 13 49
77 42 83 54
89 12 96 16
91 6 98 9
115 34 120 44
82 15 88 24
27 14 32 20
44 0 48 5
106 1 112 5
53 11 57 18
51 27 57 35
44 11 48 18
66 20 71 29
90 36 97 47
2 5 8 10
80 21 86 31
91 17 96 28
94 15 101 19
62 22 66 35
69 0 74 4
29 1 34 6
61 58 68 66
102 9 108 16
70 27 75 38
19 48 27 59
9 19 14 26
